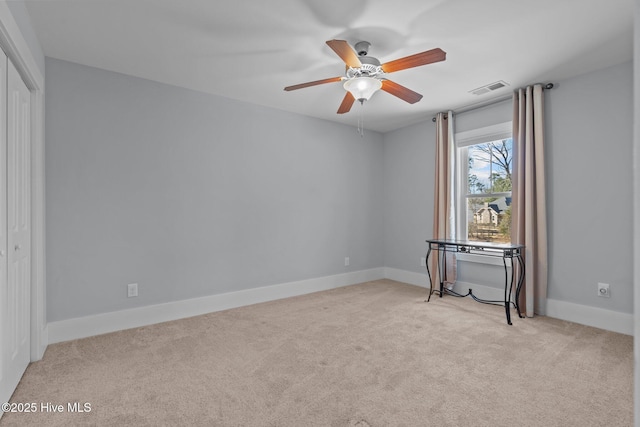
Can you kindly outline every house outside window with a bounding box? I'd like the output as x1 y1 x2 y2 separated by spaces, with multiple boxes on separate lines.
455 122 513 244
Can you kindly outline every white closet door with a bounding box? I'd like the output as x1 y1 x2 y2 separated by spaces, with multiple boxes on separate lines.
0 55 30 405
0 49 9 405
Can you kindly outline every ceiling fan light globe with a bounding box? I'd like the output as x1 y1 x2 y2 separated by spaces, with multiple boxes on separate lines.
343 77 382 102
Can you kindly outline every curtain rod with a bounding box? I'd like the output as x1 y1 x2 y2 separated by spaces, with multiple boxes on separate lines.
431 83 554 122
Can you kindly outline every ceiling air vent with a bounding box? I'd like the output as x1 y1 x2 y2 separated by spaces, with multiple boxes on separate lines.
469 80 509 96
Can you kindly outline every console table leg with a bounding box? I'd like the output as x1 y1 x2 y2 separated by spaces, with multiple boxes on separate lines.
503 256 512 325
515 254 526 318
438 247 445 298
425 247 433 302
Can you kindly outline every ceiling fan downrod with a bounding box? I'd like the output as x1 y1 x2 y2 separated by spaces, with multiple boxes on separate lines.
354 41 371 56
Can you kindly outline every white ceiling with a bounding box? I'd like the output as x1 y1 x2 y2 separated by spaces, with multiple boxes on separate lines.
25 0 633 133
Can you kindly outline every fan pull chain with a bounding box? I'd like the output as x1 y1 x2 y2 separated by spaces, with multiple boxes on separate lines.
357 100 365 138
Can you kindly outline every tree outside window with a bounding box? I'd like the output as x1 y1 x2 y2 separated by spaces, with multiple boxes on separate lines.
464 138 512 243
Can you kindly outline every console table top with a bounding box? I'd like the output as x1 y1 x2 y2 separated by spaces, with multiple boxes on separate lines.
426 238 524 251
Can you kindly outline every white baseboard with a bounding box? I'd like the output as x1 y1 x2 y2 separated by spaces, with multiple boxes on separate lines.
546 299 634 336
383 267 633 335
48 267 385 344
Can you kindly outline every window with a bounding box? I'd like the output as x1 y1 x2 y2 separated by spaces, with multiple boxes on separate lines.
455 122 513 244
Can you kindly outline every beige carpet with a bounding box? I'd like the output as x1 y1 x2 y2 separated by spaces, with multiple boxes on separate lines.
0 280 633 426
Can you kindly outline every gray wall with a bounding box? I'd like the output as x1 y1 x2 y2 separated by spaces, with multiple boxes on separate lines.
383 120 434 273
455 100 512 133
45 58 384 322
546 61 633 312
383 60 634 314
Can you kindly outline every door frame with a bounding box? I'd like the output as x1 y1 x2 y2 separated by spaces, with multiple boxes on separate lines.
0 4 46 361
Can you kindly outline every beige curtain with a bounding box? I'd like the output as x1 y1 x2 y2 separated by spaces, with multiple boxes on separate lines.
511 85 548 317
431 111 456 290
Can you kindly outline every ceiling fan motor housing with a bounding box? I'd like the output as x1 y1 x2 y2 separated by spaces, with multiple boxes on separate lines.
347 53 382 79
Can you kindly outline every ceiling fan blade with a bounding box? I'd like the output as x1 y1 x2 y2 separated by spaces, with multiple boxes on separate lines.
381 48 446 73
381 80 423 104
284 76 343 91
337 92 355 114
326 40 362 68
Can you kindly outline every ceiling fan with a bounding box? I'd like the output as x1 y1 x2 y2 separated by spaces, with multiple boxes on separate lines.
284 40 446 114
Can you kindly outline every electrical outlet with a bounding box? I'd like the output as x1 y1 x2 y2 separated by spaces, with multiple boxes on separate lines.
127 283 138 298
420 257 426 267
344 257 350 266
597 282 610 298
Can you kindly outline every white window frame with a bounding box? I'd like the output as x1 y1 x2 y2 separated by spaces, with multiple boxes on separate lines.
455 122 513 265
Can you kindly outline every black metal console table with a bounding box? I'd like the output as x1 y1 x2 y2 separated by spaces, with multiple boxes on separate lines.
425 239 525 325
